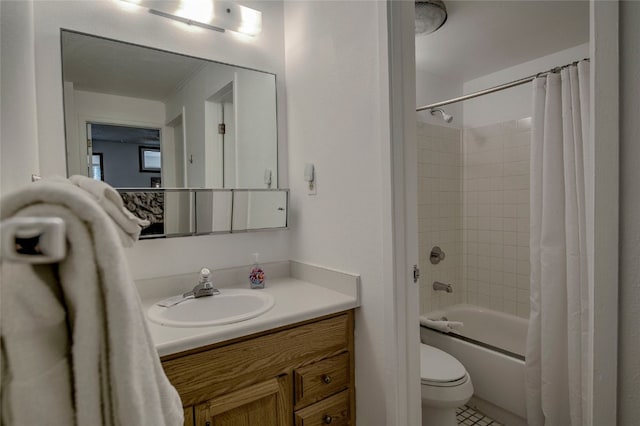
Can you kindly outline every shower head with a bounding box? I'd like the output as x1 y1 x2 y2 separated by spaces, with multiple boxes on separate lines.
430 108 453 123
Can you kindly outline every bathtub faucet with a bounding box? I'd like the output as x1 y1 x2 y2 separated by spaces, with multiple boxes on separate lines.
433 281 453 293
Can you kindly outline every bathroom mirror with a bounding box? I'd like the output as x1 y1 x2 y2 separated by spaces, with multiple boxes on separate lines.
232 190 288 231
119 189 288 238
61 30 278 189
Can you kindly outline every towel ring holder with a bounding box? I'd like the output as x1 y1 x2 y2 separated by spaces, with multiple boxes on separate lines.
0 217 66 264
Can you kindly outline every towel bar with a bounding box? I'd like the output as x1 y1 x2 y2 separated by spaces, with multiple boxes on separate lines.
1 217 66 263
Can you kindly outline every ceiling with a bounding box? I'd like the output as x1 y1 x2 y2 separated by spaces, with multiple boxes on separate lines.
415 0 590 82
91 124 160 145
62 31 207 101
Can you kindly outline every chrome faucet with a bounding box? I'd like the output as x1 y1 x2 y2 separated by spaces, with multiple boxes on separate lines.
184 268 219 298
433 281 453 293
157 267 219 307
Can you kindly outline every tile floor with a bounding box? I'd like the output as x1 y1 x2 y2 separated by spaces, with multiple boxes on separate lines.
456 405 503 425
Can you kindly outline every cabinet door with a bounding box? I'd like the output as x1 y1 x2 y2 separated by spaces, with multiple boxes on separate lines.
184 407 194 426
195 375 292 426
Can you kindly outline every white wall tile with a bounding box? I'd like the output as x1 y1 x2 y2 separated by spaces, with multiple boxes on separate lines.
417 122 462 314
503 204 518 217
422 119 532 317
504 190 520 204
503 245 518 259
502 287 518 302
503 231 517 246
463 121 532 315
517 274 530 289
517 302 530 318
503 218 516 231
504 160 529 176
504 300 517 315
503 272 517 288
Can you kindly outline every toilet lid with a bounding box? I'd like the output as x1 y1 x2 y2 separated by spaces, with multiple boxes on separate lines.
420 344 467 384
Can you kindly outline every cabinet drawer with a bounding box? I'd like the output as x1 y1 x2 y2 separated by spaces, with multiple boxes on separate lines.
294 390 350 426
294 353 349 408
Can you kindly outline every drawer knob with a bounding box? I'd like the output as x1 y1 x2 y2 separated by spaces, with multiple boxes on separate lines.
323 415 333 424
321 374 332 384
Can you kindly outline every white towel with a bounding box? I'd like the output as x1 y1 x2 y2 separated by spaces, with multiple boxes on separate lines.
420 317 464 333
0 180 183 426
68 175 150 247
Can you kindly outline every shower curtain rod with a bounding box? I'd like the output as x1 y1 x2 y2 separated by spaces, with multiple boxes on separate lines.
416 58 590 112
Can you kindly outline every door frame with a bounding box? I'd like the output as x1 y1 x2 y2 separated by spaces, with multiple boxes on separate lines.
386 1 619 424
386 1 421 425
78 115 164 183
588 1 619 424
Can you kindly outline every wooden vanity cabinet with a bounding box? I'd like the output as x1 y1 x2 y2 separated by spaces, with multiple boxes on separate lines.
161 310 355 426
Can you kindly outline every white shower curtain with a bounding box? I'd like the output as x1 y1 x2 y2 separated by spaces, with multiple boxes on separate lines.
526 61 590 426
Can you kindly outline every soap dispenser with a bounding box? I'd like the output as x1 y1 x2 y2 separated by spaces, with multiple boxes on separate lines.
249 253 265 289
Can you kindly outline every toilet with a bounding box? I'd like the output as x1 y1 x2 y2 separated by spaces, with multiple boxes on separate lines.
420 343 474 426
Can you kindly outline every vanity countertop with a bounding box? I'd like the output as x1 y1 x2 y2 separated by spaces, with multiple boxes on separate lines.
139 262 360 357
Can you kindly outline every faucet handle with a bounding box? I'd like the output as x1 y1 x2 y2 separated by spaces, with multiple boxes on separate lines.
200 268 212 287
198 268 218 294
430 246 446 264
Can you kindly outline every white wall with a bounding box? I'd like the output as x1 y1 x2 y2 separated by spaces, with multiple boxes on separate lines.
284 1 392 424
415 68 463 128
0 1 39 195
618 1 640 423
463 43 589 128
1 0 290 277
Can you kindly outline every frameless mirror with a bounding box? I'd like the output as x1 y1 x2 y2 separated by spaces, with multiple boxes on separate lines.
118 189 287 239
120 189 196 237
195 190 233 234
232 190 288 231
61 30 278 189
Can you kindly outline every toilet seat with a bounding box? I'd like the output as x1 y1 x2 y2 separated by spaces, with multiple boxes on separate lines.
420 344 468 387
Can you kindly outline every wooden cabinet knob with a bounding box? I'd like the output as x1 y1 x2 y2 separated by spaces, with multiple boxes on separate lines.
323 415 333 424
321 374 332 384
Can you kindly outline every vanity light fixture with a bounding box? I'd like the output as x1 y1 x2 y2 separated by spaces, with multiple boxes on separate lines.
120 0 262 36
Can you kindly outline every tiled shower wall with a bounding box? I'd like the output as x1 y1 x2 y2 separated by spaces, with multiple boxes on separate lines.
462 119 531 318
418 119 531 318
417 122 463 313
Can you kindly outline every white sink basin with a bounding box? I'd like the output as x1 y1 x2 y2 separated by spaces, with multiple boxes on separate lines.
148 289 275 328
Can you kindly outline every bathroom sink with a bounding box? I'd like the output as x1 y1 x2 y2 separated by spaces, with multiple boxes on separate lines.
147 289 275 328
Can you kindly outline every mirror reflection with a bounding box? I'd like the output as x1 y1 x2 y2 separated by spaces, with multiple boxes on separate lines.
61 30 278 189
232 190 288 231
118 189 287 238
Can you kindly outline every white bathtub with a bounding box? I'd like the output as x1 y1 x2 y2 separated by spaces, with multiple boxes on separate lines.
420 304 528 423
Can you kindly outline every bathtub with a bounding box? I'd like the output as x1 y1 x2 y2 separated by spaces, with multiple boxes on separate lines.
420 304 528 424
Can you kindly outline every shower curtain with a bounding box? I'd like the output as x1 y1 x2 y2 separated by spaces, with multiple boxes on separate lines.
526 61 590 426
